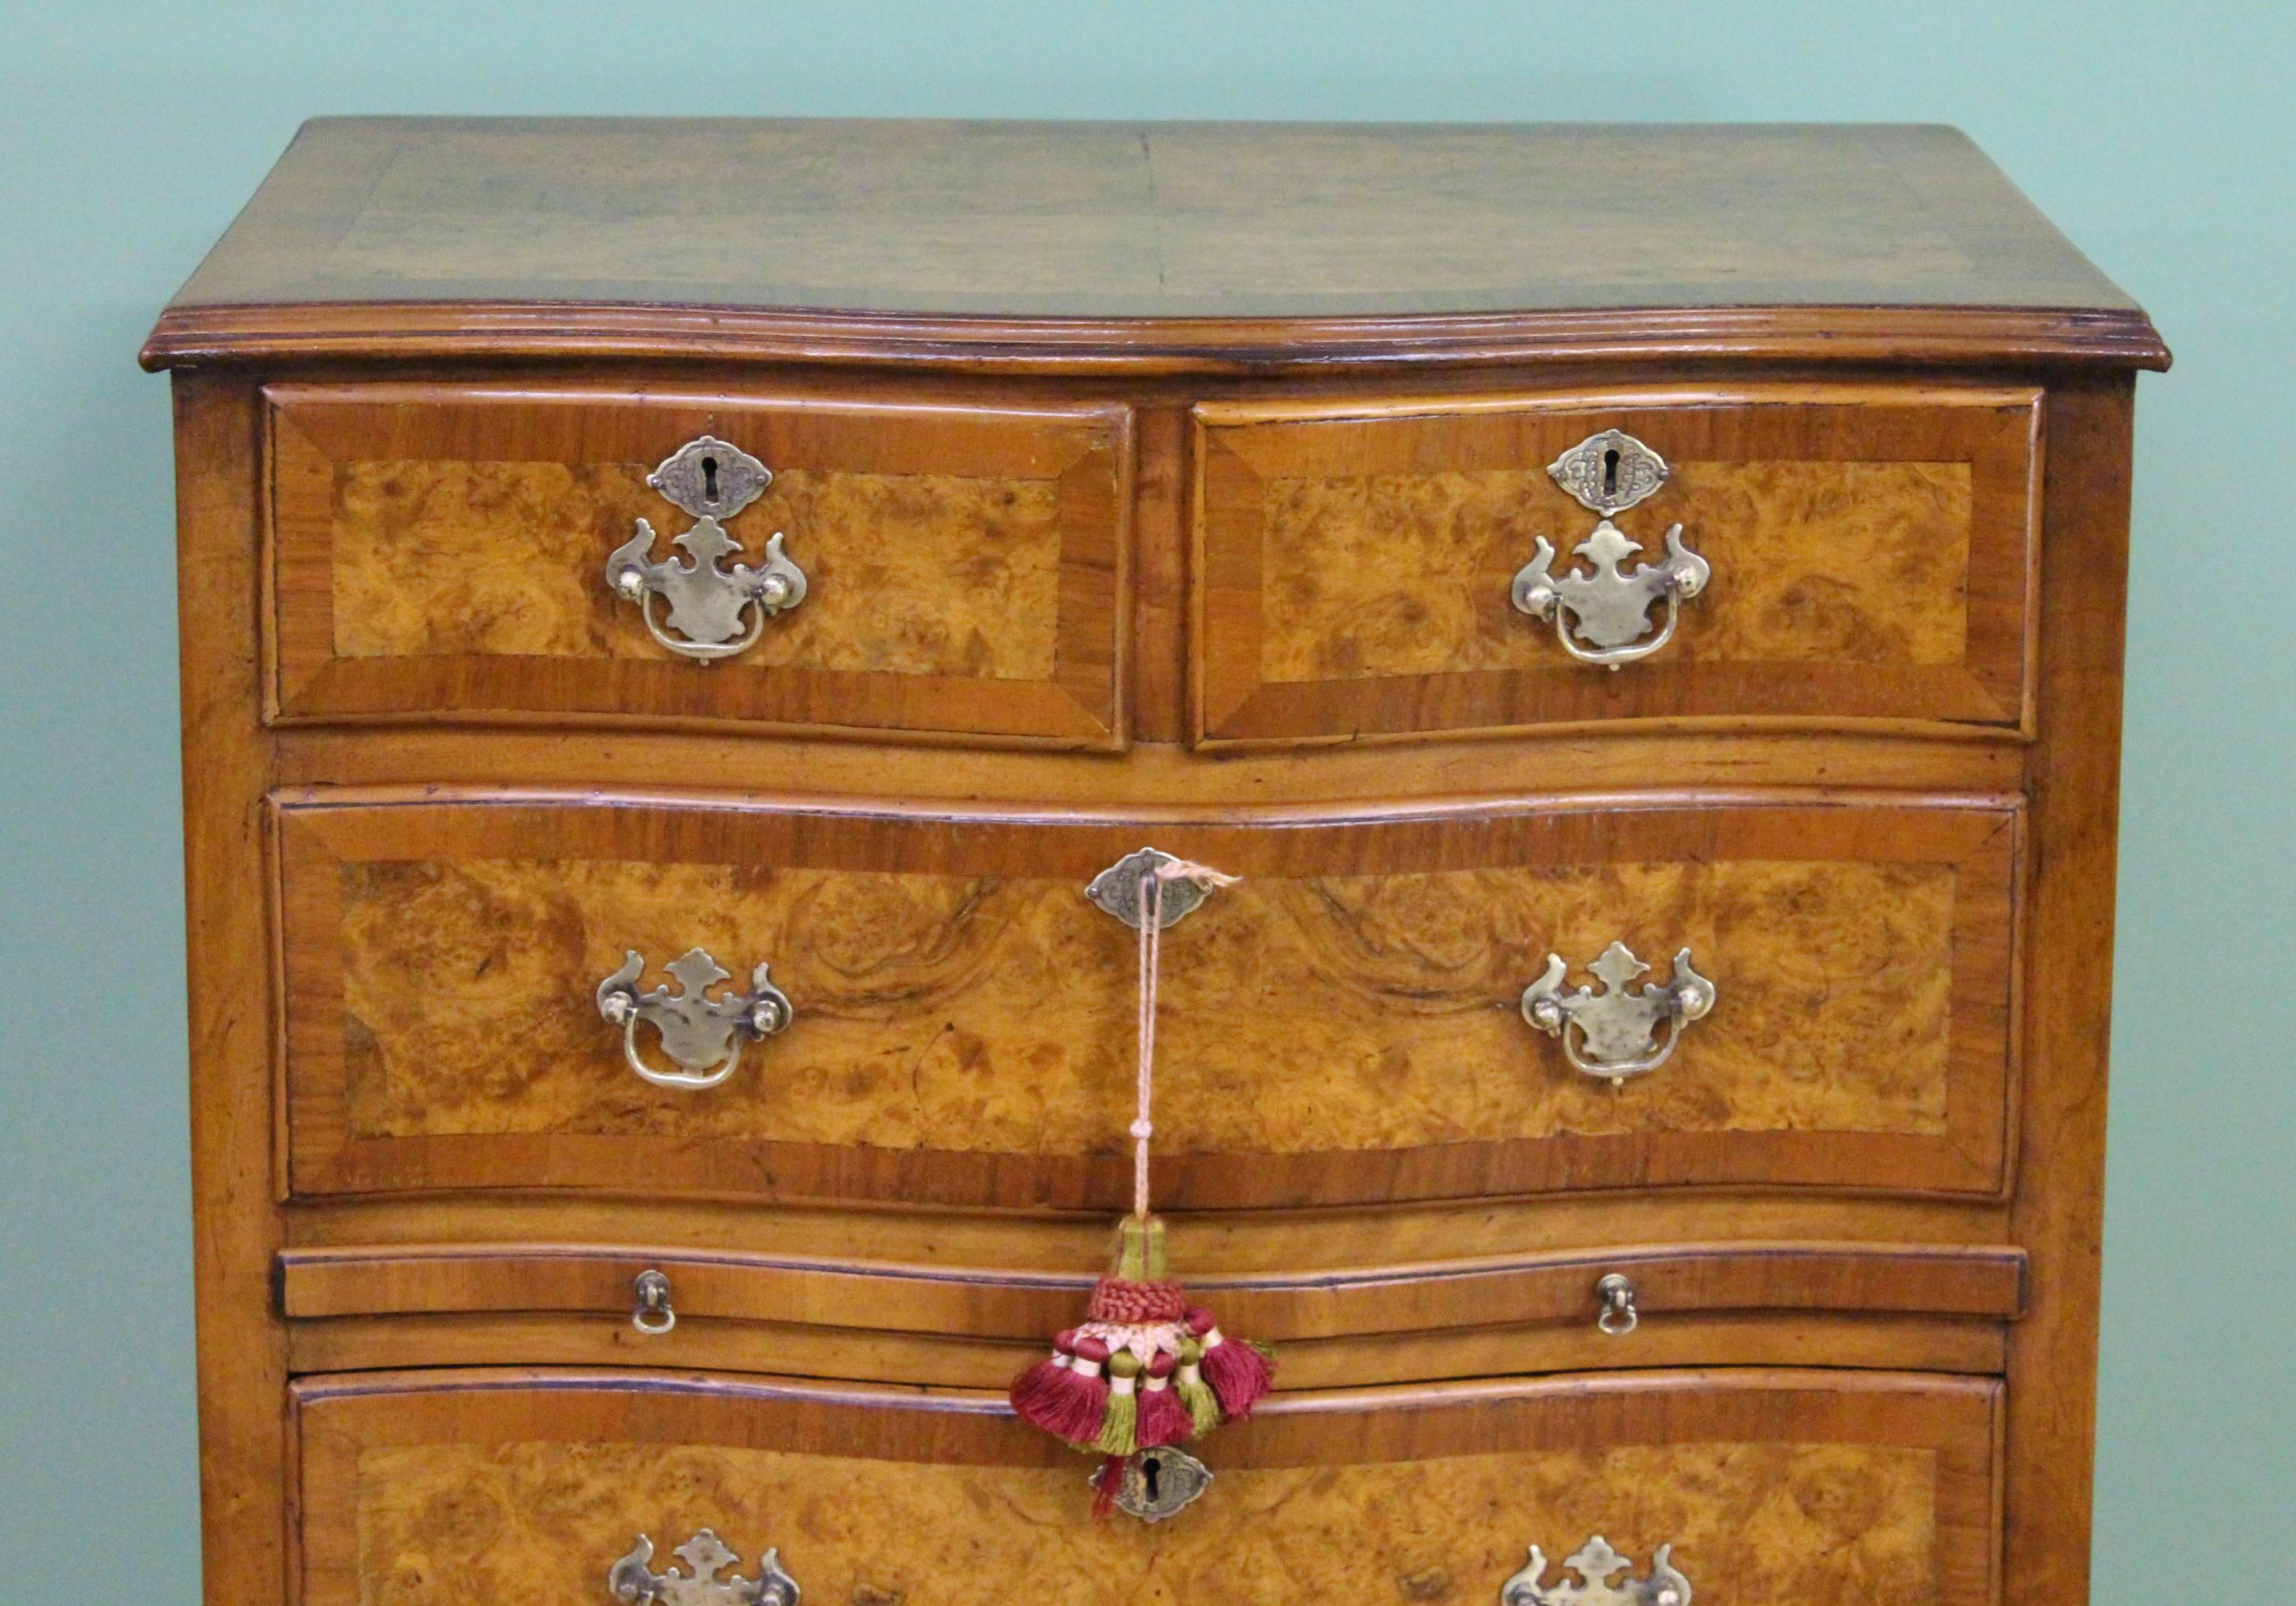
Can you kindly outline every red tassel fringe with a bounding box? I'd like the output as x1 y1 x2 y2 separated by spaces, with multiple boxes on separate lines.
1010 1331 1111 1447
1137 1353 1192 1448
1189 1306 1275 1418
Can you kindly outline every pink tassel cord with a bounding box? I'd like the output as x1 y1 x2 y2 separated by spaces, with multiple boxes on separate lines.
1006 857 1275 1495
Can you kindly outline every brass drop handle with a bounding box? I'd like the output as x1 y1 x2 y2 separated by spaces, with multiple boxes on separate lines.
597 947 794 1091
1595 1273 1639 1336
1502 1537 1690 1606
1511 430 1708 669
610 1529 798 1604
1520 941 1716 1085
631 1270 675 1336
604 435 808 663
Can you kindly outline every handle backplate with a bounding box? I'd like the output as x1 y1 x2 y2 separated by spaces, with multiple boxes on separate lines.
1501 1537 1690 1606
605 436 807 661
597 947 793 1091
609 1530 798 1606
1512 430 1707 667
1520 941 1715 1084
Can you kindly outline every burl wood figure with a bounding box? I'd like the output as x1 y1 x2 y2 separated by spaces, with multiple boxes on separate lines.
144 119 2162 1604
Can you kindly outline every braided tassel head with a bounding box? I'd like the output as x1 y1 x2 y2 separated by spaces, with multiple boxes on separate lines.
1008 1216 1273 1459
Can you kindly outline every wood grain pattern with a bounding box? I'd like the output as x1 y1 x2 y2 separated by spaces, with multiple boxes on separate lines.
1196 386 2039 745
285 1310 2012 1391
267 385 1131 746
171 376 293 1606
276 1240 2029 1336
294 1369 2000 1606
276 792 2019 1206
203 121 2128 312
332 461 1063 678
2001 377 2135 1606
1260 462 1970 678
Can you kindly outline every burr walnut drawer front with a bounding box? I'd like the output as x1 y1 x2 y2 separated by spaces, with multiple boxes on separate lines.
263 384 1132 746
274 790 2022 1207
292 1367 2002 1606
1191 385 2040 746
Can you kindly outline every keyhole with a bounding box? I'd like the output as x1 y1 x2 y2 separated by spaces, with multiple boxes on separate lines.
700 455 720 504
1141 1454 1163 1504
1602 446 1621 498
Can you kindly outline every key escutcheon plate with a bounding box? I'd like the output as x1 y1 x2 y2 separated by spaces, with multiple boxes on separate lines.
605 436 808 661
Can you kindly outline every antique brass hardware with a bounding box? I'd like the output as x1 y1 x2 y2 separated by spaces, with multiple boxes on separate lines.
1099 1447 1214 1522
596 947 794 1091
1511 429 1708 667
1595 1273 1639 1336
1520 941 1716 1084
609 1530 798 1604
631 1269 675 1336
605 435 807 661
1501 1537 1690 1606
1085 846 1219 931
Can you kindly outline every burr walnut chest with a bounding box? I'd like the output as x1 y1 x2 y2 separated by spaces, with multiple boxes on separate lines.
144 119 2166 1606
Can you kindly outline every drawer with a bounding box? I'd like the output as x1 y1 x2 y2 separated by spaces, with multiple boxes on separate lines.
277 1240 2026 1388
274 790 2020 1206
1193 385 2039 746
264 384 1131 746
293 1367 2002 1606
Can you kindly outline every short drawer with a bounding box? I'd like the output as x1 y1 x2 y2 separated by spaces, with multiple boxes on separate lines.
265 384 1131 746
293 1367 2002 1606
274 790 2020 1206
1193 385 2038 746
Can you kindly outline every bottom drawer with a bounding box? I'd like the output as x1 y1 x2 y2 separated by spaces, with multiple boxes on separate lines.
294 1367 1999 1605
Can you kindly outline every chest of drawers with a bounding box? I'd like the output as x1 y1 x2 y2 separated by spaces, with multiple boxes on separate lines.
144 118 2165 1605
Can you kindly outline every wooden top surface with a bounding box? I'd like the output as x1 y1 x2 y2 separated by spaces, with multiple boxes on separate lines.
144 118 2165 372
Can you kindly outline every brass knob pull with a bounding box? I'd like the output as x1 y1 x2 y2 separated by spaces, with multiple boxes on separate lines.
1520 942 1716 1085
631 1270 675 1336
1595 1273 1639 1336
1511 430 1708 669
597 948 794 1091
610 1530 798 1604
604 435 807 663
1502 1537 1690 1606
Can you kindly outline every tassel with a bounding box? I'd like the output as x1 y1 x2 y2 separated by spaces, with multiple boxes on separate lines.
1047 1336 1113 1446
1007 1328 1079 1436
1090 1455 1125 1519
1174 1336 1222 1437
1189 1306 1275 1418
1094 1351 1141 1456
1137 1351 1193 1448
1023 1331 1111 1448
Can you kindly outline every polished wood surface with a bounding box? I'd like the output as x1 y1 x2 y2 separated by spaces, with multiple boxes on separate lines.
275 791 2019 1206
277 1240 2027 1335
266 385 1129 745
140 120 2167 376
150 120 2156 1606
1196 385 2038 744
295 1367 2000 1606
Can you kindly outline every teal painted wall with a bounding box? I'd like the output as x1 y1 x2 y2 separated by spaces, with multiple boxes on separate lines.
2 4 2284 1598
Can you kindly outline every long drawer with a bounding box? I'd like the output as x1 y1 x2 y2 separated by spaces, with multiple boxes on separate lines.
292 1367 2002 1606
273 790 2022 1206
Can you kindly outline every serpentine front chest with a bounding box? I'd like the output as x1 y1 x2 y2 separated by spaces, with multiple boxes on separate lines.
144 117 2164 1606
